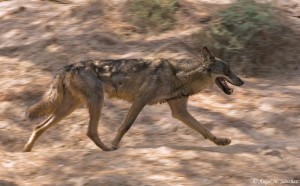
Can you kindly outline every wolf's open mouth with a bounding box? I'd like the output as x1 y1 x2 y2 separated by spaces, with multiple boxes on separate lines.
215 77 233 95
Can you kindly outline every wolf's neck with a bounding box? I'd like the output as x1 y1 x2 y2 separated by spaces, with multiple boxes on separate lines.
175 60 210 82
174 61 212 96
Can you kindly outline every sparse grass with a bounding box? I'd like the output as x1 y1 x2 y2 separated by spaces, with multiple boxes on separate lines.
193 0 288 74
126 0 179 33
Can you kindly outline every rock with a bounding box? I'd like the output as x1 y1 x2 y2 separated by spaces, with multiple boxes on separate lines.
263 149 282 159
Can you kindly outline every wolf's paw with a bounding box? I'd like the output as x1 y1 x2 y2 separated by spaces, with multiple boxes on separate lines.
105 147 118 151
101 146 117 151
213 137 231 146
23 145 32 152
100 145 117 151
109 142 119 151
23 148 31 152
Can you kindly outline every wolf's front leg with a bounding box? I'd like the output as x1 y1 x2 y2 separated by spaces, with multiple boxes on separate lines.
111 98 146 150
168 97 231 146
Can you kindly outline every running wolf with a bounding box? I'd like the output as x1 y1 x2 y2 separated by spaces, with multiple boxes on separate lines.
24 47 244 152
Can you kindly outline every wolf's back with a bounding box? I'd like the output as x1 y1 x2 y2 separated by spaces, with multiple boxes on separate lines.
27 71 66 120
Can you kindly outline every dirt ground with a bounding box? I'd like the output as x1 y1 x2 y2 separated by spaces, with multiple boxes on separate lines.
0 0 299 185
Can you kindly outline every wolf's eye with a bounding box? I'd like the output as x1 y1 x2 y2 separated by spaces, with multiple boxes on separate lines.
226 69 230 75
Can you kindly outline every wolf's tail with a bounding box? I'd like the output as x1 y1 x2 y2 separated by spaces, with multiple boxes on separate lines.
27 71 66 120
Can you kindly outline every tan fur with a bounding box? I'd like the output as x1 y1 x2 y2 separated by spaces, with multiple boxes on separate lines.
24 47 244 152
27 71 65 120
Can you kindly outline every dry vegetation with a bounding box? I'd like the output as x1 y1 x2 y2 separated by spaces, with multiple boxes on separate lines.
0 0 299 185
192 0 299 75
126 0 179 32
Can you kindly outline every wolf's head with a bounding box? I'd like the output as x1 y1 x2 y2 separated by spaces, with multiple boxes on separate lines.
202 47 244 95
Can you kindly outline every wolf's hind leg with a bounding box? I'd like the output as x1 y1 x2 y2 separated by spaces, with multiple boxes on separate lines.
71 70 112 151
23 94 80 152
168 97 231 146
86 95 112 151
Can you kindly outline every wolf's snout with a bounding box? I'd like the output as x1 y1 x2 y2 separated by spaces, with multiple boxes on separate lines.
230 74 244 87
237 79 244 86
227 75 244 87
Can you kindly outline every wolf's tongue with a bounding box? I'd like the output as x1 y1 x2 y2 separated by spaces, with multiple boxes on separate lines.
221 78 233 95
224 86 232 95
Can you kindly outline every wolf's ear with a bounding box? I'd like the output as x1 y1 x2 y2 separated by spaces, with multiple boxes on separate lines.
202 47 214 62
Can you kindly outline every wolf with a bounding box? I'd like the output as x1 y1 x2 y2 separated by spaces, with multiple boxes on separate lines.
23 47 244 152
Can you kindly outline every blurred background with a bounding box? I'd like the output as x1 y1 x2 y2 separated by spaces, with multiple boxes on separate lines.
0 0 299 185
